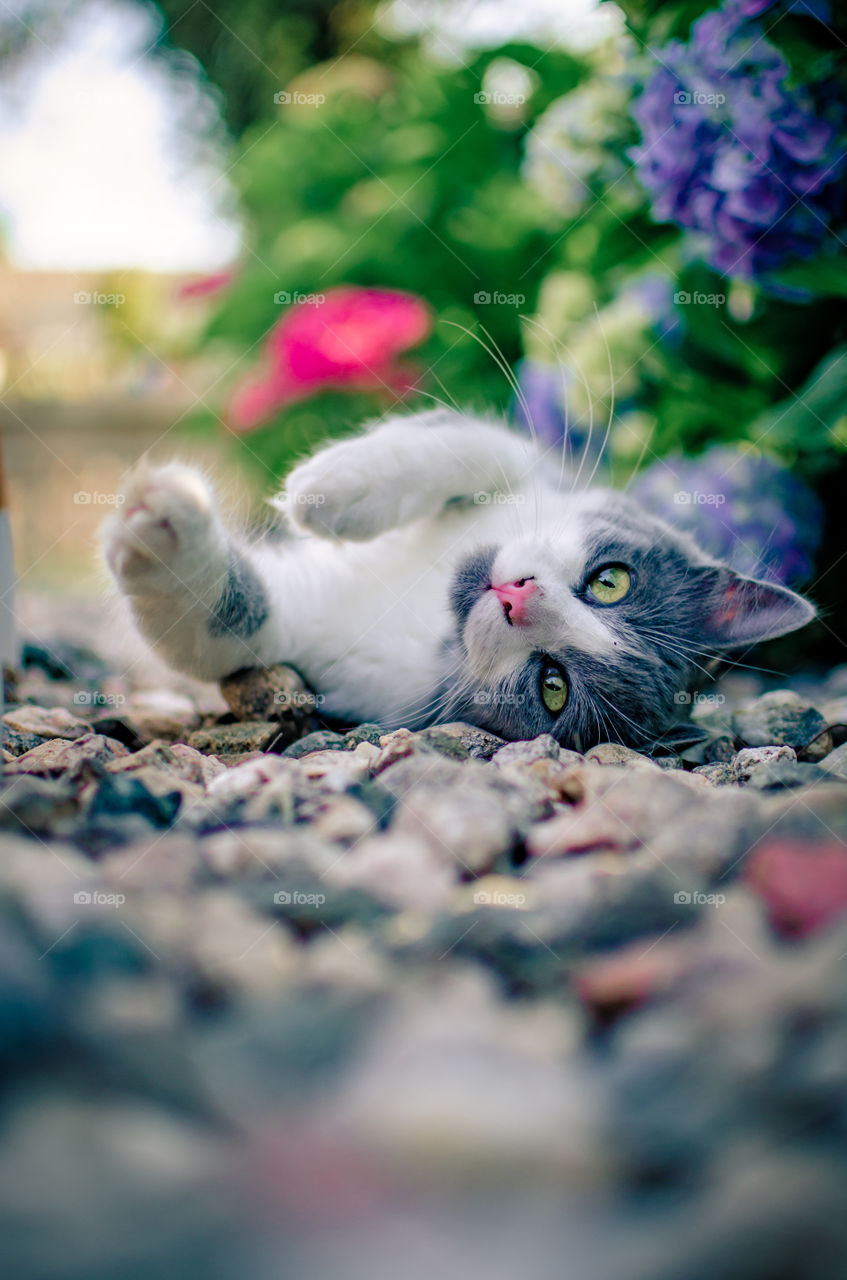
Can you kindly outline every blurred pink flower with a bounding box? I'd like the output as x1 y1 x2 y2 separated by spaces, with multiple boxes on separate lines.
228 286 431 431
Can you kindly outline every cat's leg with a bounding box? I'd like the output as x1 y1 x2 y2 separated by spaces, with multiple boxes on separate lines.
281 409 538 541
102 462 275 680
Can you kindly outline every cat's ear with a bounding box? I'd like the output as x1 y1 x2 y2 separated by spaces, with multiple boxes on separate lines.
697 567 816 648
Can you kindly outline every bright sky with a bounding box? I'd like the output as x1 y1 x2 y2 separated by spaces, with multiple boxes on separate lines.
0 0 241 270
0 0 615 272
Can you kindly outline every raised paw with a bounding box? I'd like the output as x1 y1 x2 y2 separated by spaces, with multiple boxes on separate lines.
280 432 428 541
102 462 224 592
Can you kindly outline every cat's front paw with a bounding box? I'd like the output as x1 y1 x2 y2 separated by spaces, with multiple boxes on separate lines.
103 462 224 592
282 437 418 541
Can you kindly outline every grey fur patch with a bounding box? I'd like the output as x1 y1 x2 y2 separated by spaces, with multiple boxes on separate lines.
208 553 269 639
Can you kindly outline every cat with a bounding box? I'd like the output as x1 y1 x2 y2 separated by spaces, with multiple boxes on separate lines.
102 408 815 752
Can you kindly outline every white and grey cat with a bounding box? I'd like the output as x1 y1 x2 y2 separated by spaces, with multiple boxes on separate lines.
102 409 815 752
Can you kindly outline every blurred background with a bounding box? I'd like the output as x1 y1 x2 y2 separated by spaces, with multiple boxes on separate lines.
1 0 845 650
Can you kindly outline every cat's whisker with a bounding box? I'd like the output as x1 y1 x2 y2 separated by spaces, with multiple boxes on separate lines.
520 315 598 498
583 302 615 494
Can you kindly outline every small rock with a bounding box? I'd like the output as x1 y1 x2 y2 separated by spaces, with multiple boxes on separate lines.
0 775 78 835
282 729 346 759
527 766 703 859
744 838 847 936
342 724 383 748
412 725 470 760
732 690 828 753
424 722 505 760
187 721 279 756
219 663 321 747
391 767 517 875
692 762 735 786
122 689 202 743
820 696 847 728
2 705 91 740
325 832 455 911
309 794 380 845
88 716 145 751
732 745 797 784
372 728 423 775
2 727 49 756
105 740 226 787
298 741 379 785
746 760 839 791
21 639 107 682
819 743 847 780
87 769 192 829
705 735 737 764
585 743 660 769
4 733 129 780
492 735 563 767
575 937 688 1022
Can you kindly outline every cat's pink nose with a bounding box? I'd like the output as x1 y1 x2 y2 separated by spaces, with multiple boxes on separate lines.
490 578 537 625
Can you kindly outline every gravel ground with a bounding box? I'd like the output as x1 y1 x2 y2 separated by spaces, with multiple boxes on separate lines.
2 609 847 1280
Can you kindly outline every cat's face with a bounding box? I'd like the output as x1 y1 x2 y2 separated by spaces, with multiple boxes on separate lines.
446 491 815 752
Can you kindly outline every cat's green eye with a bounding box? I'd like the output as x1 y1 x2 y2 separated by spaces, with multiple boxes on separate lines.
587 563 631 605
540 664 568 715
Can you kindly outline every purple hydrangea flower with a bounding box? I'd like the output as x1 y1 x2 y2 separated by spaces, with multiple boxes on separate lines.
630 447 823 584
630 0 847 278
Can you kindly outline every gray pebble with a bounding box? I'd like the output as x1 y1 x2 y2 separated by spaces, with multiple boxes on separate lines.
732 690 828 753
